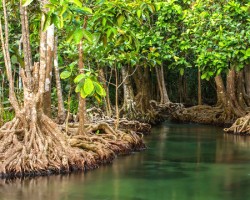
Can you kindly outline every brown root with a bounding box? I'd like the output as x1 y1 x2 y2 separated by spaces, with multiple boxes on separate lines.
150 100 184 120
171 105 236 126
0 113 145 178
0 114 89 177
224 114 250 134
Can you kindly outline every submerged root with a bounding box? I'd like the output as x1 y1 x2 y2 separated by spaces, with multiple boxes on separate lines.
224 114 250 134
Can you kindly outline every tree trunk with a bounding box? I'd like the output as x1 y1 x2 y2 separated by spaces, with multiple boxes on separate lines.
121 66 137 118
98 68 112 117
0 0 81 175
155 65 170 104
39 0 55 115
236 71 248 109
78 16 88 135
178 74 187 104
115 67 119 130
226 69 245 116
215 74 245 122
243 65 250 106
134 66 152 120
0 1 20 113
37 0 55 117
198 70 202 105
43 24 54 117
54 35 66 123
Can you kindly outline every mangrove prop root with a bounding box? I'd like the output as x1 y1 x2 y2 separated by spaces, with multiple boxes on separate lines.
224 115 250 134
0 115 145 178
171 105 233 125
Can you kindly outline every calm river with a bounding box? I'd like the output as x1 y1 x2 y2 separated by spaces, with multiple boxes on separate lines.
1 122 250 200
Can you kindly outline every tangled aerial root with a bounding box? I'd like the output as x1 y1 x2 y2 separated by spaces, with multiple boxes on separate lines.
224 114 250 134
0 115 145 179
171 105 235 126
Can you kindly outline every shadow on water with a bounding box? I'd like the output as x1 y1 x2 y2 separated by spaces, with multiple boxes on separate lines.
1 121 250 200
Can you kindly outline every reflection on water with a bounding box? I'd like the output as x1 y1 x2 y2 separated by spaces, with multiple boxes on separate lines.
1 122 250 200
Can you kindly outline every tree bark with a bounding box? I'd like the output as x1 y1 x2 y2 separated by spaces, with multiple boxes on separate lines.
121 65 136 118
134 66 151 115
155 65 170 104
78 16 88 135
115 67 119 130
54 35 66 123
198 70 202 105
43 24 54 117
20 2 32 85
98 68 112 117
243 65 250 106
236 71 248 109
226 69 245 116
0 0 20 113
178 74 187 104
215 74 245 122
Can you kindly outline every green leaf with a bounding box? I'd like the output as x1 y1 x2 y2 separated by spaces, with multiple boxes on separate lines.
84 78 94 95
45 4 55 10
137 10 142 18
68 0 82 7
107 28 112 38
82 29 93 43
103 35 107 46
66 31 74 43
43 14 52 31
102 18 107 26
11 55 18 64
81 7 92 14
80 87 88 98
22 0 33 7
216 68 223 76
60 71 71 79
74 74 85 83
94 82 106 96
75 84 81 93
201 73 207 80
73 29 84 44
180 68 184 76
60 16 64 28
60 4 68 16
51 14 60 29
94 95 102 103
208 71 214 76
117 15 125 27
246 48 250 57
93 33 101 46
148 4 155 13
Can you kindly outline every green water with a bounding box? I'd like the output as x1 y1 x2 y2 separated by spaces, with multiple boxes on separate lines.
1 122 250 200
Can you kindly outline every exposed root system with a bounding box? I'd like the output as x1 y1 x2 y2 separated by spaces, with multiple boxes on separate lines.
171 105 232 125
150 100 184 120
0 114 145 178
224 114 250 134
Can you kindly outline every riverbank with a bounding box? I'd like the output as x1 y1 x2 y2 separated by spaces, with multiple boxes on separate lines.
0 118 149 179
2 122 250 200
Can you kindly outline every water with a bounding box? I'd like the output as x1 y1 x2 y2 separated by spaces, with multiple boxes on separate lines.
1 122 250 200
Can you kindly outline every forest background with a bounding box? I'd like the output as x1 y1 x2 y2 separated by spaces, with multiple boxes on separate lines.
0 0 249 177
